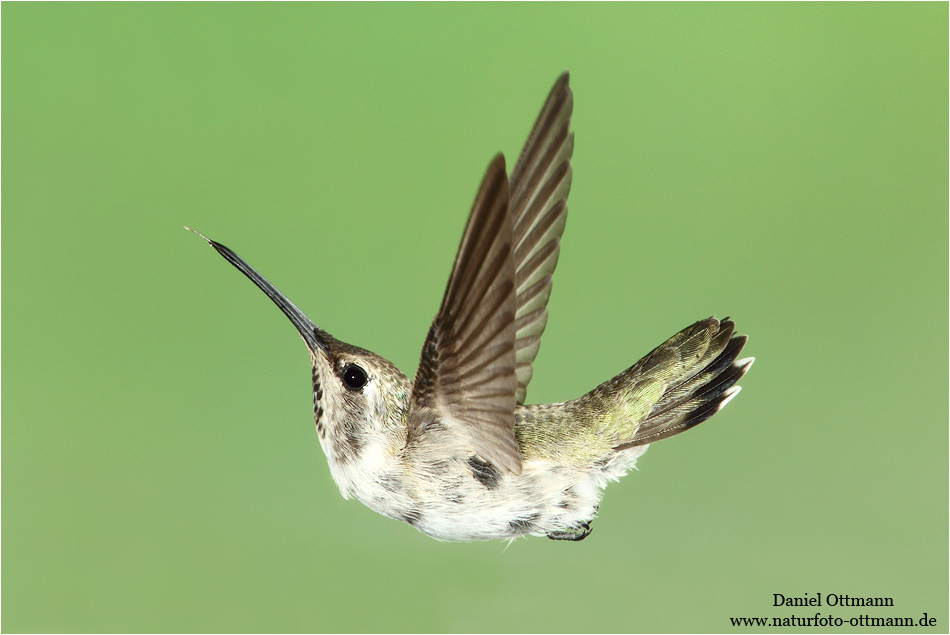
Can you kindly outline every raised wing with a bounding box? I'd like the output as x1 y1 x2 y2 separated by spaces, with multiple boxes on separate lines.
409 155 522 474
507 72 574 404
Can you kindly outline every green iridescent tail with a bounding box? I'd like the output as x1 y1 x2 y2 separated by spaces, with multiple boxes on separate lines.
607 317 753 450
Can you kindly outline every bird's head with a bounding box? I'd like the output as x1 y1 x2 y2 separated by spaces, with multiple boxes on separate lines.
187 228 411 493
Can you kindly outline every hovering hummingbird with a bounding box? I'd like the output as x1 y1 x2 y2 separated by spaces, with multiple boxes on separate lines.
189 72 752 542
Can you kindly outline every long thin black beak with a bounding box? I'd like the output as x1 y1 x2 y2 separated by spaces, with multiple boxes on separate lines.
187 227 329 355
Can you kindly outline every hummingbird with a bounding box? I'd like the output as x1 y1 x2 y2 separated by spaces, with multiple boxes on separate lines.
189 72 753 542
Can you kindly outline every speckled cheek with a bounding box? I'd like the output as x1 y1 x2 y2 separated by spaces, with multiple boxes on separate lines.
312 366 325 437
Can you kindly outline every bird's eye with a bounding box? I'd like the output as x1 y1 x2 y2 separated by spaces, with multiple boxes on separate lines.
341 364 369 391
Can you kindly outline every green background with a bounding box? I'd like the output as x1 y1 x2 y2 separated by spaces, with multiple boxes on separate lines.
4 3 947 632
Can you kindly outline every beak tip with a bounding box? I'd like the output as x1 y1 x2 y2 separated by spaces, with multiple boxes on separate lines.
185 226 213 244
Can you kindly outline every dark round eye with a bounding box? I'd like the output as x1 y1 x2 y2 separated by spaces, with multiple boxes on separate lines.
341 364 368 391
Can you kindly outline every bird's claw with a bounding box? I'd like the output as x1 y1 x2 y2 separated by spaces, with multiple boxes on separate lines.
547 521 592 541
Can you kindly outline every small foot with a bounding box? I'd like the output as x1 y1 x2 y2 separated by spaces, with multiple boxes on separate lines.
547 521 592 542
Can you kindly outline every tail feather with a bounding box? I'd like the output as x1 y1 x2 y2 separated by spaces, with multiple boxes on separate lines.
650 321 738 412
653 330 747 415
613 318 753 451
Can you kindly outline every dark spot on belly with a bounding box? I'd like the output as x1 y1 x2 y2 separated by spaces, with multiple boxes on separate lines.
402 509 423 526
508 513 540 534
467 456 501 489
379 474 402 493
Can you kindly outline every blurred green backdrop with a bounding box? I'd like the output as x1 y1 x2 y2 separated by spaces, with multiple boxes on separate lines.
3 3 946 633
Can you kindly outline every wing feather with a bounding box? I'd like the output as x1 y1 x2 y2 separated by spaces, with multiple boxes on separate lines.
408 155 522 474
507 72 575 403
406 73 577 472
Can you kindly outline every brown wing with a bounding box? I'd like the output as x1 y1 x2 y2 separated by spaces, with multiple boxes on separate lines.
409 155 521 474
507 72 574 404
